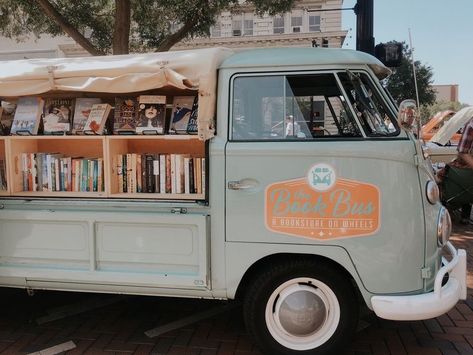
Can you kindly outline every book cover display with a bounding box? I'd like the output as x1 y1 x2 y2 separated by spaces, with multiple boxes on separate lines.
84 103 112 134
170 96 195 134
114 97 138 133
11 97 44 135
186 96 199 134
72 98 101 133
43 98 75 134
0 101 16 135
136 95 167 134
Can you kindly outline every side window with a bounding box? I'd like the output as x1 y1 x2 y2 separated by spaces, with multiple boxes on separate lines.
231 74 361 140
337 71 399 136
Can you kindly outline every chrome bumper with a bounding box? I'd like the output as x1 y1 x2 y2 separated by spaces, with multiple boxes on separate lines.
371 242 467 321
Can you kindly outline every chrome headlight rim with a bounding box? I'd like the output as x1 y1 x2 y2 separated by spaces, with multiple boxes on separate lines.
426 180 440 205
437 207 451 247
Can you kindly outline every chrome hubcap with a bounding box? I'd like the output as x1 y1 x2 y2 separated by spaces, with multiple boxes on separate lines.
265 277 340 351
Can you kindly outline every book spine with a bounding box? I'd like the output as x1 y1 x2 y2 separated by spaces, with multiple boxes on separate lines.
202 158 206 197
159 154 166 193
93 159 98 192
67 157 73 192
116 155 122 193
71 159 77 192
165 154 171 193
51 158 56 191
81 159 88 192
136 154 142 193
97 158 103 192
176 154 182 194
196 157 202 194
170 154 176 194
153 155 160 193
126 153 132 193
122 154 128 193
30 153 38 192
21 154 27 191
36 153 43 192
46 155 52 192
145 154 154 193
131 153 137 193
27 154 33 191
189 157 195 194
75 159 80 192
60 158 65 191
184 157 190 195
88 159 93 192
141 154 146 193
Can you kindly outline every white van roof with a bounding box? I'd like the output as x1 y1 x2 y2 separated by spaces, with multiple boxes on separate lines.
220 47 391 79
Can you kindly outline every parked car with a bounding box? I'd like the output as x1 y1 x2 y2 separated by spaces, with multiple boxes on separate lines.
424 107 473 164
422 110 457 143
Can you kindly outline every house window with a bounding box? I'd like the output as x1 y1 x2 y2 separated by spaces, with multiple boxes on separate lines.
309 15 321 31
291 16 302 27
244 19 253 36
232 20 242 36
211 22 221 37
291 16 302 32
273 16 285 34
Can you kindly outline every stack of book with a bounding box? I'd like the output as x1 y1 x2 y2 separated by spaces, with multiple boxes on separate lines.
20 153 104 192
114 153 205 194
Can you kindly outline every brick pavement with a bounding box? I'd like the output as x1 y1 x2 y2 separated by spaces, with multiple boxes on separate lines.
0 224 472 354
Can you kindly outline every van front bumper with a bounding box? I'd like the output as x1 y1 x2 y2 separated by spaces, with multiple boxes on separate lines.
371 242 467 321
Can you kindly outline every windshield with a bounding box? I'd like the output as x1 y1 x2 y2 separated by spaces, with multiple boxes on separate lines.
338 71 399 136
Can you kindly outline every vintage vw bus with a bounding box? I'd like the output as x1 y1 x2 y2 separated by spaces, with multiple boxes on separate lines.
0 47 466 354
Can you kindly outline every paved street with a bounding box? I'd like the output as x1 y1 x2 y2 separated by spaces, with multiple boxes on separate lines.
0 224 472 355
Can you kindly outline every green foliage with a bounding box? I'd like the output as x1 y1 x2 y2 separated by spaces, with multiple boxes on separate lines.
420 100 468 125
0 0 296 54
383 42 436 107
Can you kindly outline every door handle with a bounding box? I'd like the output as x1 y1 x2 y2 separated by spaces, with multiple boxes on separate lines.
228 180 255 190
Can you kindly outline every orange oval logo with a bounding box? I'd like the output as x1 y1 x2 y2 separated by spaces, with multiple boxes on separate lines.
265 172 380 240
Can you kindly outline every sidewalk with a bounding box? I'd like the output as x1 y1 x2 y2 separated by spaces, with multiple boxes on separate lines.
0 224 471 354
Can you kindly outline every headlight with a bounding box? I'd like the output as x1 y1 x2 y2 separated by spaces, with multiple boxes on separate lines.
437 207 451 247
426 180 440 204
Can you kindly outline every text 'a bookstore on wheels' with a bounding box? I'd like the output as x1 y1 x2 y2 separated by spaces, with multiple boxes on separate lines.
0 47 230 199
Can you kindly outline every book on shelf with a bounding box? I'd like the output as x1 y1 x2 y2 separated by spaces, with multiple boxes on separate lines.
153 156 160 193
11 97 44 135
84 103 112 134
136 95 167 134
113 97 139 134
170 96 195 134
20 153 103 193
0 159 6 191
43 98 75 134
72 98 101 133
113 153 205 196
186 96 199 134
0 101 16 135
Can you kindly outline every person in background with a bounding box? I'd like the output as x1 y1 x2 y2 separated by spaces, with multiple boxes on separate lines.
285 115 300 137
451 115 473 224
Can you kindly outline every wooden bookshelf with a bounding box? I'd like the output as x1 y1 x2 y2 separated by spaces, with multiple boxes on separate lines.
8 136 107 197
106 135 205 199
0 135 206 201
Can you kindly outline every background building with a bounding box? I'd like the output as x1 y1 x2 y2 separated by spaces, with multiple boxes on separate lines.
175 0 346 50
0 0 346 60
433 84 459 103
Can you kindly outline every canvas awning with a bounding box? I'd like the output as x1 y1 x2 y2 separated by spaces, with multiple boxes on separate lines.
0 47 234 140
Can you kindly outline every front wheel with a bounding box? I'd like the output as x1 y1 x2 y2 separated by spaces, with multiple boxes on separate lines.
243 259 358 354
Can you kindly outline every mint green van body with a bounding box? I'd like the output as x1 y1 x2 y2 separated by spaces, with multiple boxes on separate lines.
0 48 466 354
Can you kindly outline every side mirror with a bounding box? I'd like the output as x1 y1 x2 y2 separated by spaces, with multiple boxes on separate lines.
398 99 419 133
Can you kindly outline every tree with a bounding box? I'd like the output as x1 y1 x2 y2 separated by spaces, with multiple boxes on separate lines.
0 0 296 55
384 42 436 107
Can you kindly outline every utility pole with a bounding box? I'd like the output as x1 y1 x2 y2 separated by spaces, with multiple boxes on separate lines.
355 0 374 55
